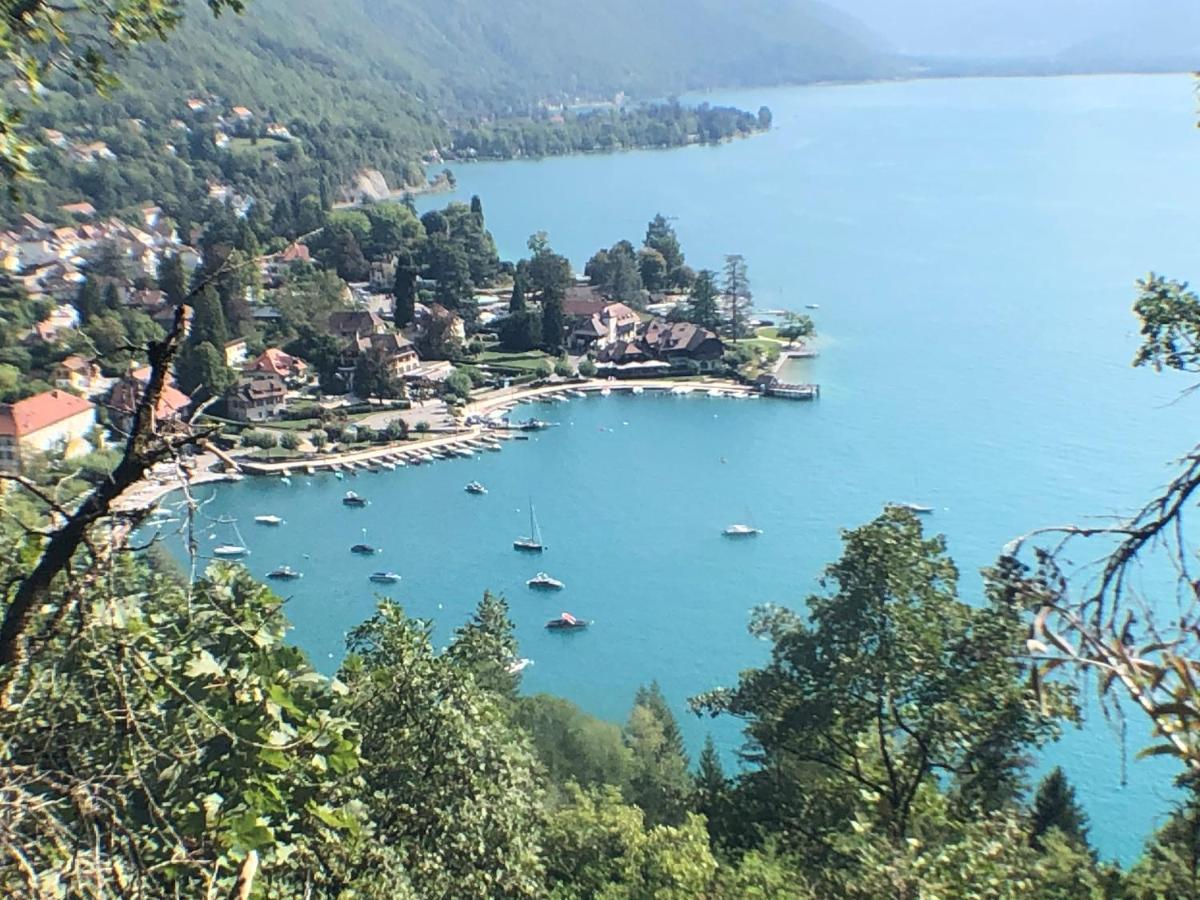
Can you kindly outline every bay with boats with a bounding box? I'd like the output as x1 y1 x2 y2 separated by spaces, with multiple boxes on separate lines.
153 73 1200 861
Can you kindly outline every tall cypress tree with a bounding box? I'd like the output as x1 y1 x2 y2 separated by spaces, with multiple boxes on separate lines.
509 273 526 313
158 252 188 307
541 281 565 353
189 285 228 349
393 250 418 328
75 276 104 324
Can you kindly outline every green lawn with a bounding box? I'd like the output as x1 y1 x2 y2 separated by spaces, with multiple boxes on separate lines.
473 350 554 372
227 137 287 156
732 337 782 359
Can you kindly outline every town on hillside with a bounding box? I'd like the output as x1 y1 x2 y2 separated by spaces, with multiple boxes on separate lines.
0 198 818 479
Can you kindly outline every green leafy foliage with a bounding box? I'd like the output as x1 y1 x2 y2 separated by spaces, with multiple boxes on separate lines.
340 598 545 897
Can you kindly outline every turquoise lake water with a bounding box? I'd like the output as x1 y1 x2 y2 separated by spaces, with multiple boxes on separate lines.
180 75 1200 862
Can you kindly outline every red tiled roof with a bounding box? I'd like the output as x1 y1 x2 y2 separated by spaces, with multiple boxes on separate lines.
0 390 94 438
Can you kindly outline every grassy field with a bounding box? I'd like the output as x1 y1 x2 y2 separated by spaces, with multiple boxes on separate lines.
473 350 554 372
227 136 288 156
732 337 782 359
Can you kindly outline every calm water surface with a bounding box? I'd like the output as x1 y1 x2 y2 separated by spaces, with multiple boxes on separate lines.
184 75 1200 862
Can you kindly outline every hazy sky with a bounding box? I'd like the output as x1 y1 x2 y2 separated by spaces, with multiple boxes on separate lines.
822 0 1200 59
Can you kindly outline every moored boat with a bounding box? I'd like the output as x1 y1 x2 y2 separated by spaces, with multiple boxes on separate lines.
545 612 588 631
342 491 368 507
514 502 546 552
369 571 402 584
267 565 302 580
212 544 248 557
254 514 283 526
506 657 533 674
894 502 934 515
350 543 379 555
527 572 564 590
723 523 762 537
465 481 487 495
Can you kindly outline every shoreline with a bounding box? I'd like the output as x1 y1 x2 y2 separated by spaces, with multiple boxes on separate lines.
112 377 763 512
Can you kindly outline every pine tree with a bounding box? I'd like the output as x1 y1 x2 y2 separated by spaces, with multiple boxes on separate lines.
624 681 692 826
687 269 721 331
693 735 732 842
722 254 752 338
644 213 684 285
1031 767 1091 851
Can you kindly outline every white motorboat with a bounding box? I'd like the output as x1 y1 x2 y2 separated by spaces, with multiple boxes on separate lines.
369 571 402 583
527 572 565 590
465 481 488 495
213 544 249 557
723 524 762 537
254 514 283 526
506 658 533 674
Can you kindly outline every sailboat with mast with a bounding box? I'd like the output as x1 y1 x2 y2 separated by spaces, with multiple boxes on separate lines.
513 502 546 552
212 515 250 557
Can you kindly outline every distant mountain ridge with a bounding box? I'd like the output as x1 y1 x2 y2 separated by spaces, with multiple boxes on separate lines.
126 0 896 120
825 0 1200 72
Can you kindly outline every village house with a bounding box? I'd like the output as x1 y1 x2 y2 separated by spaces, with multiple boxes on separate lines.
106 367 193 436
337 332 420 392
596 320 725 375
244 348 310 385
328 310 388 342
223 338 249 368
59 201 97 219
54 355 104 394
185 98 207 112
261 242 310 285
225 371 287 423
642 320 725 370
563 300 640 352
230 106 253 121
69 141 115 164
409 302 466 344
265 123 292 140
0 390 96 474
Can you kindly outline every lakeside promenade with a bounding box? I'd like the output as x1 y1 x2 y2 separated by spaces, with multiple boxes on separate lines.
111 376 763 512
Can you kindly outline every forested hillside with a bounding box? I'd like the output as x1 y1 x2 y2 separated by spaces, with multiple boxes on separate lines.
128 0 891 115
2 0 892 225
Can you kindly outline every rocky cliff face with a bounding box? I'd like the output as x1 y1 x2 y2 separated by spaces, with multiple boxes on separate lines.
339 168 392 203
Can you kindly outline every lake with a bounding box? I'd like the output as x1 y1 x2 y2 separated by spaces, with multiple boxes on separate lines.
188 74 1200 863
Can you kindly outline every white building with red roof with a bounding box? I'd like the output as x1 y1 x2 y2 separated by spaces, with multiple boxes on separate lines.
244 348 309 384
0 389 96 473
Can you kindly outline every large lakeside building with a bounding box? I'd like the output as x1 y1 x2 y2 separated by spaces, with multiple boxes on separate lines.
0 389 96 473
